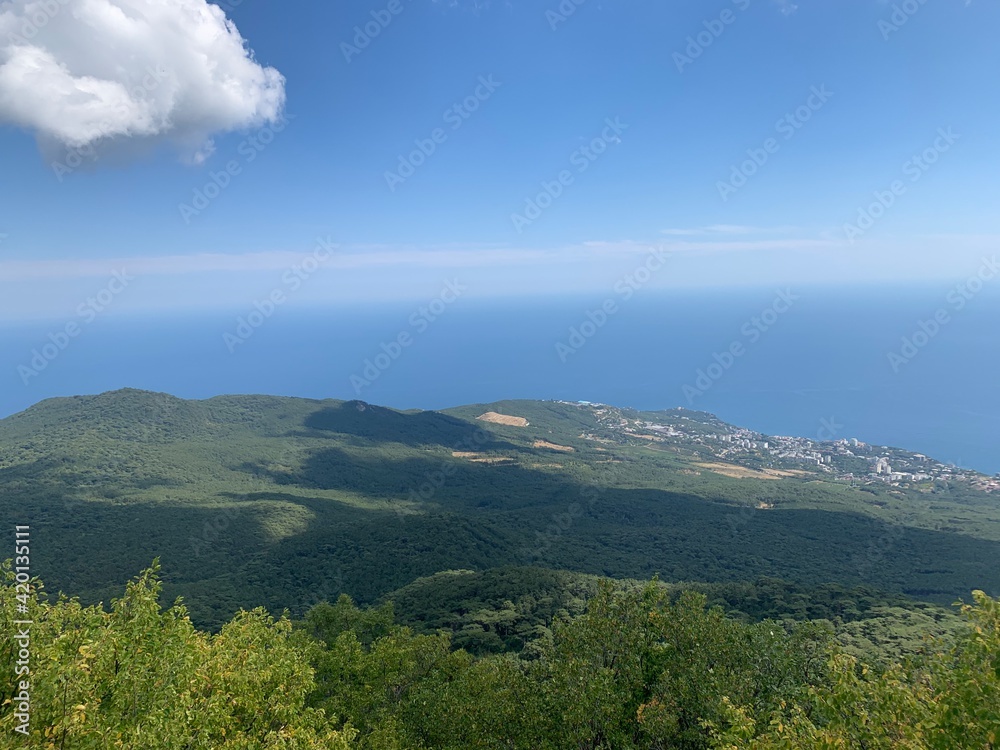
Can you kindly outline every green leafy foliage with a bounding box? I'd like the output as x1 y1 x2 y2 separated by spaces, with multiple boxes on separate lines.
298 579 830 749
3 563 999 749
0 561 356 749
381 567 962 663
709 591 1000 749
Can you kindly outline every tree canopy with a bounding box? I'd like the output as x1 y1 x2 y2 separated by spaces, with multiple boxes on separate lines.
3 562 999 749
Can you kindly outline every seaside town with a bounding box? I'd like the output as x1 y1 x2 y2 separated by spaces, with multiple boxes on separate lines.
574 402 1000 494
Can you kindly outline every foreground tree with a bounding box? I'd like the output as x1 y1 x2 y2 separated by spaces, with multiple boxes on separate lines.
5 559 999 750
709 590 1000 749
0 561 355 749
302 581 830 749
530 582 829 749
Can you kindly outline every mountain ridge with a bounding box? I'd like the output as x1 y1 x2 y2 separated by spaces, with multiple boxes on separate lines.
2 388 998 628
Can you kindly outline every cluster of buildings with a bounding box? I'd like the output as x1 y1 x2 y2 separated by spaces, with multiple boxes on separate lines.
576 403 998 495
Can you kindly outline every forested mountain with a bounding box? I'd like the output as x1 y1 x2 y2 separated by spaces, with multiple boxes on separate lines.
0 388 997 629
3 389 1000 747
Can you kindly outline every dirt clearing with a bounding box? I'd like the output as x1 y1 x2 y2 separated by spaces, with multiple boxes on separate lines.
477 412 529 427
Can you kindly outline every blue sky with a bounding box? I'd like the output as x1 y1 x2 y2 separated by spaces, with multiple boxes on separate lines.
1 0 998 320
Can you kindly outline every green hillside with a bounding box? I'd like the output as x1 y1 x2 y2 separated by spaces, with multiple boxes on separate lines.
379 566 962 663
1 388 998 629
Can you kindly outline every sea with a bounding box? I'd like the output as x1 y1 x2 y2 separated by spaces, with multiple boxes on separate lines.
2 284 998 474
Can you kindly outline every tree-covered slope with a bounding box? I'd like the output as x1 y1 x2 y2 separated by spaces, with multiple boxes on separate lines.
1 389 998 628
4 562 997 750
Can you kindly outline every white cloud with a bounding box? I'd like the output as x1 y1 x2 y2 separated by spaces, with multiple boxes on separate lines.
0 236 849 284
0 234 993 320
0 0 285 163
